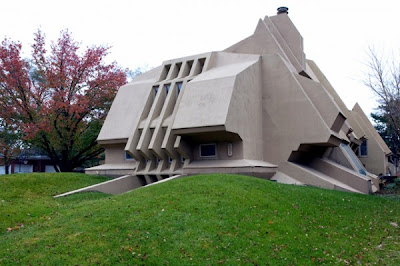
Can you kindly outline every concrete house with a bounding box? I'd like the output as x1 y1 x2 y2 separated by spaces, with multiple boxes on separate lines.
86 8 391 194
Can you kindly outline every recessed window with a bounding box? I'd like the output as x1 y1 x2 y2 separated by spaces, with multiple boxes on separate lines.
153 86 159 96
170 62 181 79
359 140 368 157
181 156 185 163
125 152 134 160
183 60 194 77
200 144 217 158
198 58 206 73
168 157 173 164
176 82 183 95
193 57 206 76
165 84 171 95
159 64 171 81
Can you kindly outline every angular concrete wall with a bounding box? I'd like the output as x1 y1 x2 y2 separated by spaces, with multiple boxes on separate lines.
261 53 336 164
87 12 391 194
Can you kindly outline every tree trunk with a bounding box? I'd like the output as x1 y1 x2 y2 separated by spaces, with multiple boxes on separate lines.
52 164 60 172
59 150 74 172
4 163 9 174
3 153 10 174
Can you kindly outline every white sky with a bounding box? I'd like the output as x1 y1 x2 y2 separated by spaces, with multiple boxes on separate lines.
1 0 400 119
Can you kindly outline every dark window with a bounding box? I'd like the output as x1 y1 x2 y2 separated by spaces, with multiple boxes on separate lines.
359 140 368 157
159 64 171 81
198 58 206 73
183 60 194 77
176 82 183 95
125 152 134 160
171 62 181 79
165 84 171 95
153 86 159 96
200 144 216 158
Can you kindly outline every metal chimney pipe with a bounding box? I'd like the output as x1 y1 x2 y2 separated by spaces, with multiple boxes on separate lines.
277 7 289 15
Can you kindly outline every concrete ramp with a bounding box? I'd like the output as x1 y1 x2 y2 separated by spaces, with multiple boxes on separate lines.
278 161 372 194
54 175 181 197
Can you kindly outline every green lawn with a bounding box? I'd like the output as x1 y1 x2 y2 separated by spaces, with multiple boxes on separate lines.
0 173 399 265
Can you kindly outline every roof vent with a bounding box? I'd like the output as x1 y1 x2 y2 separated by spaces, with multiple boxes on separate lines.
277 7 289 15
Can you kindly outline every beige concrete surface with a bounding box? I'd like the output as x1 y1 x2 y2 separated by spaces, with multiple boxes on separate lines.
86 10 392 194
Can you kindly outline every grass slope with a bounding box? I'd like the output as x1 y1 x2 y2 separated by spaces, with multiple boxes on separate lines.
0 173 399 265
0 173 109 232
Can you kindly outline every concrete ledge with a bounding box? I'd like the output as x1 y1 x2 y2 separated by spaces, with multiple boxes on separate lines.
85 164 136 178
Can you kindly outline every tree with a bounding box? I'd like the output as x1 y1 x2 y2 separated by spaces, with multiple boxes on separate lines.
364 47 400 156
0 30 127 172
0 120 20 174
370 111 399 154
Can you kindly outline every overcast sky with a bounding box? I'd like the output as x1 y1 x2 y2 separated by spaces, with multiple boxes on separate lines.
1 0 400 119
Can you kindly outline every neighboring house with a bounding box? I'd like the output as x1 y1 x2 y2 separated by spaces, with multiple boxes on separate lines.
86 8 391 194
0 150 56 174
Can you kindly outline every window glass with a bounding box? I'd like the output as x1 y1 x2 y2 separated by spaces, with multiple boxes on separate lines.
360 140 368 156
341 143 366 175
200 144 216 158
176 82 183 95
153 86 159 96
165 84 171 95
125 152 134 160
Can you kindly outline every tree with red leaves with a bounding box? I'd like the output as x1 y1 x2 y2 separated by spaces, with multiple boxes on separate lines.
0 121 20 174
0 30 127 172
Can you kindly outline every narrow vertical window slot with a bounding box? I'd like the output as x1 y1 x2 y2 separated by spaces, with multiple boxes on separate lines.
182 60 193 77
170 62 181 79
165 84 171 95
198 58 206 73
192 58 206 76
158 64 171 81
359 140 368 157
176 82 183 95
153 86 159 96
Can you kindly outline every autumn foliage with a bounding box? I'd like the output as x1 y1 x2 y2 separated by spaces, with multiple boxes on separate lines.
0 30 127 172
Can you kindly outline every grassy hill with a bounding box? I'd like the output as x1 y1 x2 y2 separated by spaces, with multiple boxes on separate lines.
0 173 399 265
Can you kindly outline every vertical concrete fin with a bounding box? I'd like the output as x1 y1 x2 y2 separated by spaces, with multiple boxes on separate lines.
136 84 168 160
125 89 155 159
224 19 296 73
263 16 304 74
270 14 306 69
148 82 179 159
